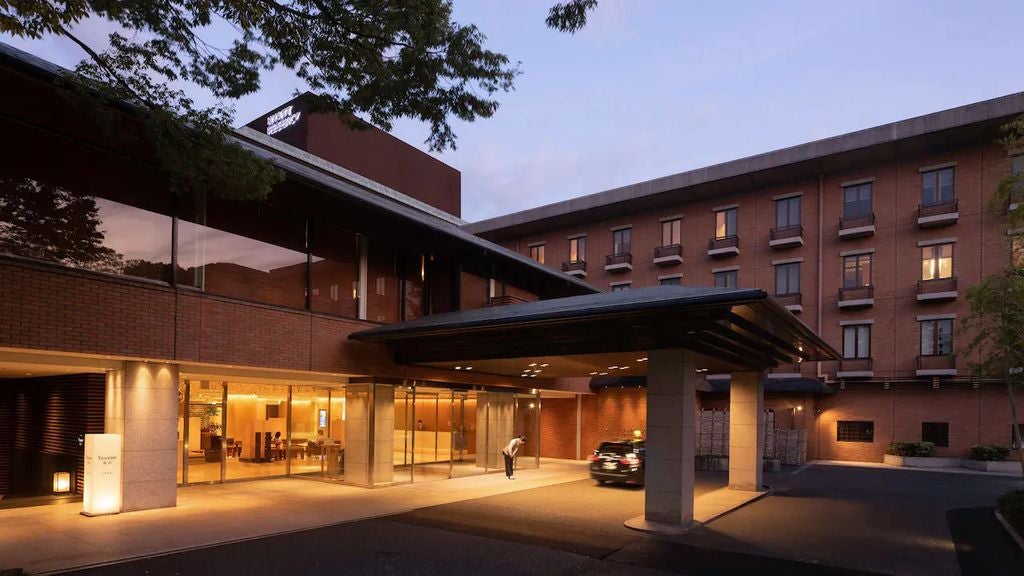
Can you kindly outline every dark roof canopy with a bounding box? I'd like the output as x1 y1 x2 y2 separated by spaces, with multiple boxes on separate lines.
351 286 838 372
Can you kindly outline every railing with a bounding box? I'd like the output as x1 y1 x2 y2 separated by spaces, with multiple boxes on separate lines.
654 244 683 259
486 294 529 307
770 224 803 241
917 277 957 295
774 293 802 307
918 199 958 218
839 285 874 301
839 358 873 373
707 235 740 251
839 213 875 231
561 260 587 273
917 354 955 371
605 253 633 266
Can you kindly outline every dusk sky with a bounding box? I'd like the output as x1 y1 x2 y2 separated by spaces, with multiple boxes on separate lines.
6 1 1024 222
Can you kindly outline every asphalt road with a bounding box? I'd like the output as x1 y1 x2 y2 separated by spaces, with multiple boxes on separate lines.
56 465 1023 576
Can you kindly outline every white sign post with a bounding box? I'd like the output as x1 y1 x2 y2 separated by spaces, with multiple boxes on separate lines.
82 433 122 516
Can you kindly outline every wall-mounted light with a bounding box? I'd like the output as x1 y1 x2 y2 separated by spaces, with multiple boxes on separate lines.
53 471 71 494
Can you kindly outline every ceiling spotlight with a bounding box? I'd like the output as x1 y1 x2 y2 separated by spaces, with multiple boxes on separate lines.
540 363 549 367
533 369 541 373
636 357 648 362
465 367 473 371
589 372 599 376
599 372 608 375
529 374 537 378
608 366 618 370
529 363 537 367
619 366 629 370
455 366 462 370
520 374 528 378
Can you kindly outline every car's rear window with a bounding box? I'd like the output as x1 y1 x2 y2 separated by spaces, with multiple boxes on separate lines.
597 443 632 455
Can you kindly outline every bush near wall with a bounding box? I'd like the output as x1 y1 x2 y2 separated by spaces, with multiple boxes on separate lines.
885 442 936 457
999 490 1024 536
969 445 1011 461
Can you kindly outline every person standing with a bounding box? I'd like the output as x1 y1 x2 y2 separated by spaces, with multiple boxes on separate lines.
502 434 526 479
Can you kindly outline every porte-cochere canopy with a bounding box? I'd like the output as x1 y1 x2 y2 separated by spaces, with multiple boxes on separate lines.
351 286 839 376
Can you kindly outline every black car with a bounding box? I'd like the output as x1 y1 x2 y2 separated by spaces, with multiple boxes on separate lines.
588 440 645 485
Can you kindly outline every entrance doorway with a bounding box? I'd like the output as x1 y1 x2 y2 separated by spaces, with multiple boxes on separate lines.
393 385 484 482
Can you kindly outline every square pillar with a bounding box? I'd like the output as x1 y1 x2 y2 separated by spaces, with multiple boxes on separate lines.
729 371 765 491
476 392 514 469
643 349 697 525
105 361 179 512
344 383 394 486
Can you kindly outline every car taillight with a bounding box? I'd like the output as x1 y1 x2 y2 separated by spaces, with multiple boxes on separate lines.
588 454 600 462
620 456 640 465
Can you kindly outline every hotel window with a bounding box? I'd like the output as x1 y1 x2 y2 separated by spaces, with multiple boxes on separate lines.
714 270 738 288
660 276 681 286
921 243 953 280
774 262 800 295
569 236 586 262
715 208 737 239
612 228 631 256
842 182 873 219
775 196 801 228
529 244 545 264
842 324 870 359
843 254 872 288
661 218 681 246
611 283 630 292
837 420 874 443
921 422 949 447
921 167 955 206
920 318 953 356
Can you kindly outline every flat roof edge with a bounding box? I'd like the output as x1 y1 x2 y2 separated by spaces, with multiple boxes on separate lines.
465 91 1024 234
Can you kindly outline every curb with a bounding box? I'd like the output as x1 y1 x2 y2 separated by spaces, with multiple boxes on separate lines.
995 510 1024 552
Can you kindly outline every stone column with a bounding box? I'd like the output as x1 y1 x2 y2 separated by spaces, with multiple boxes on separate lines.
729 371 765 491
343 383 394 486
105 361 179 512
644 349 697 525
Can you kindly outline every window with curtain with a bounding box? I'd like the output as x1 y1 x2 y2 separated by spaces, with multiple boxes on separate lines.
842 324 871 359
921 167 955 206
569 236 586 262
920 244 953 280
775 197 800 228
920 319 953 356
612 228 631 255
774 262 800 295
713 270 737 288
661 219 681 246
529 244 545 263
715 208 737 239
843 254 872 288
843 183 873 219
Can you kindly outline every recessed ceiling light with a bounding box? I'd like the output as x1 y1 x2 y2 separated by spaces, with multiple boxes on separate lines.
529 363 537 367
608 366 618 370
620 366 629 370
455 366 462 370
599 372 608 375
529 374 537 378
540 363 549 367
465 367 473 371
520 374 528 378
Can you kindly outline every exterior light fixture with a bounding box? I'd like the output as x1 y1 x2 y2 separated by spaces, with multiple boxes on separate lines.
53 471 71 494
796 405 803 412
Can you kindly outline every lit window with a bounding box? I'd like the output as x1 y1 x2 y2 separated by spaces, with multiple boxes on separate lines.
661 219 681 246
843 254 872 288
713 270 737 288
842 325 871 359
837 421 874 443
569 237 586 262
921 244 953 281
715 208 737 239
529 244 545 264
920 319 953 356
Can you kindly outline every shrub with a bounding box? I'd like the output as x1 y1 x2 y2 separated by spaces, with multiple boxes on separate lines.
998 490 1024 536
969 445 1011 461
885 442 936 457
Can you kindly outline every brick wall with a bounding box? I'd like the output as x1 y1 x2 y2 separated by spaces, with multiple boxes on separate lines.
539 397 578 459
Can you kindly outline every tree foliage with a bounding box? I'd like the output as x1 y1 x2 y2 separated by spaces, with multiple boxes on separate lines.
1 1 600 200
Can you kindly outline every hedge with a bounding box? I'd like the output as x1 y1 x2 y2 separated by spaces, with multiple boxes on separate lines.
999 490 1024 537
884 442 936 457
969 445 1011 461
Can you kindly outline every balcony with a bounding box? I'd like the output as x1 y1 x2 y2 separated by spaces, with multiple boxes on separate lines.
837 357 873 378
838 213 875 240
838 285 874 309
767 361 802 379
653 244 683 266
486 294 529 307
916 354 956 377
769 225 804 249
707 235 740 258
917 277 957 302
774 292 803 313
604 253 633 273
917 199 959 228
561 260 587 278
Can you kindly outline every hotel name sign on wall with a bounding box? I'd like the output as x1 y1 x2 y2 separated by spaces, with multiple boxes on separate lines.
266 105 302 135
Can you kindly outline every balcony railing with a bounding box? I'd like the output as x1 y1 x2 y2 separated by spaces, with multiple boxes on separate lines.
770 224 803 242
918 199 958 218
707 235 740 256
917 277 957 299
917 354 955 371
774 293 802 308
561 260 587 274
838 357 873 373
839 213 875 238
486 294 529 307
839 285 874 305
654 244 683 260
605 253 633 267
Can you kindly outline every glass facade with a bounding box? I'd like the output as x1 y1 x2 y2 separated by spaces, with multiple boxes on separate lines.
310 222 360 318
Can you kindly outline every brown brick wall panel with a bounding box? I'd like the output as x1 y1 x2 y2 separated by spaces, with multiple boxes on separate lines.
539 397 578 459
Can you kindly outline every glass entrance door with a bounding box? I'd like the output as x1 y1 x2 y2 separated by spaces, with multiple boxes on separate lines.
185 381 225 484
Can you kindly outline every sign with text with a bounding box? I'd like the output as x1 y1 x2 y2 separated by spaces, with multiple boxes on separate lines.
82 433 122 516
266 105 302 135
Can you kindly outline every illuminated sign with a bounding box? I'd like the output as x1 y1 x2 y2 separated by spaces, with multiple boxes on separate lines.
82 433 122 516
266 105 302 135
318 408 328 429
